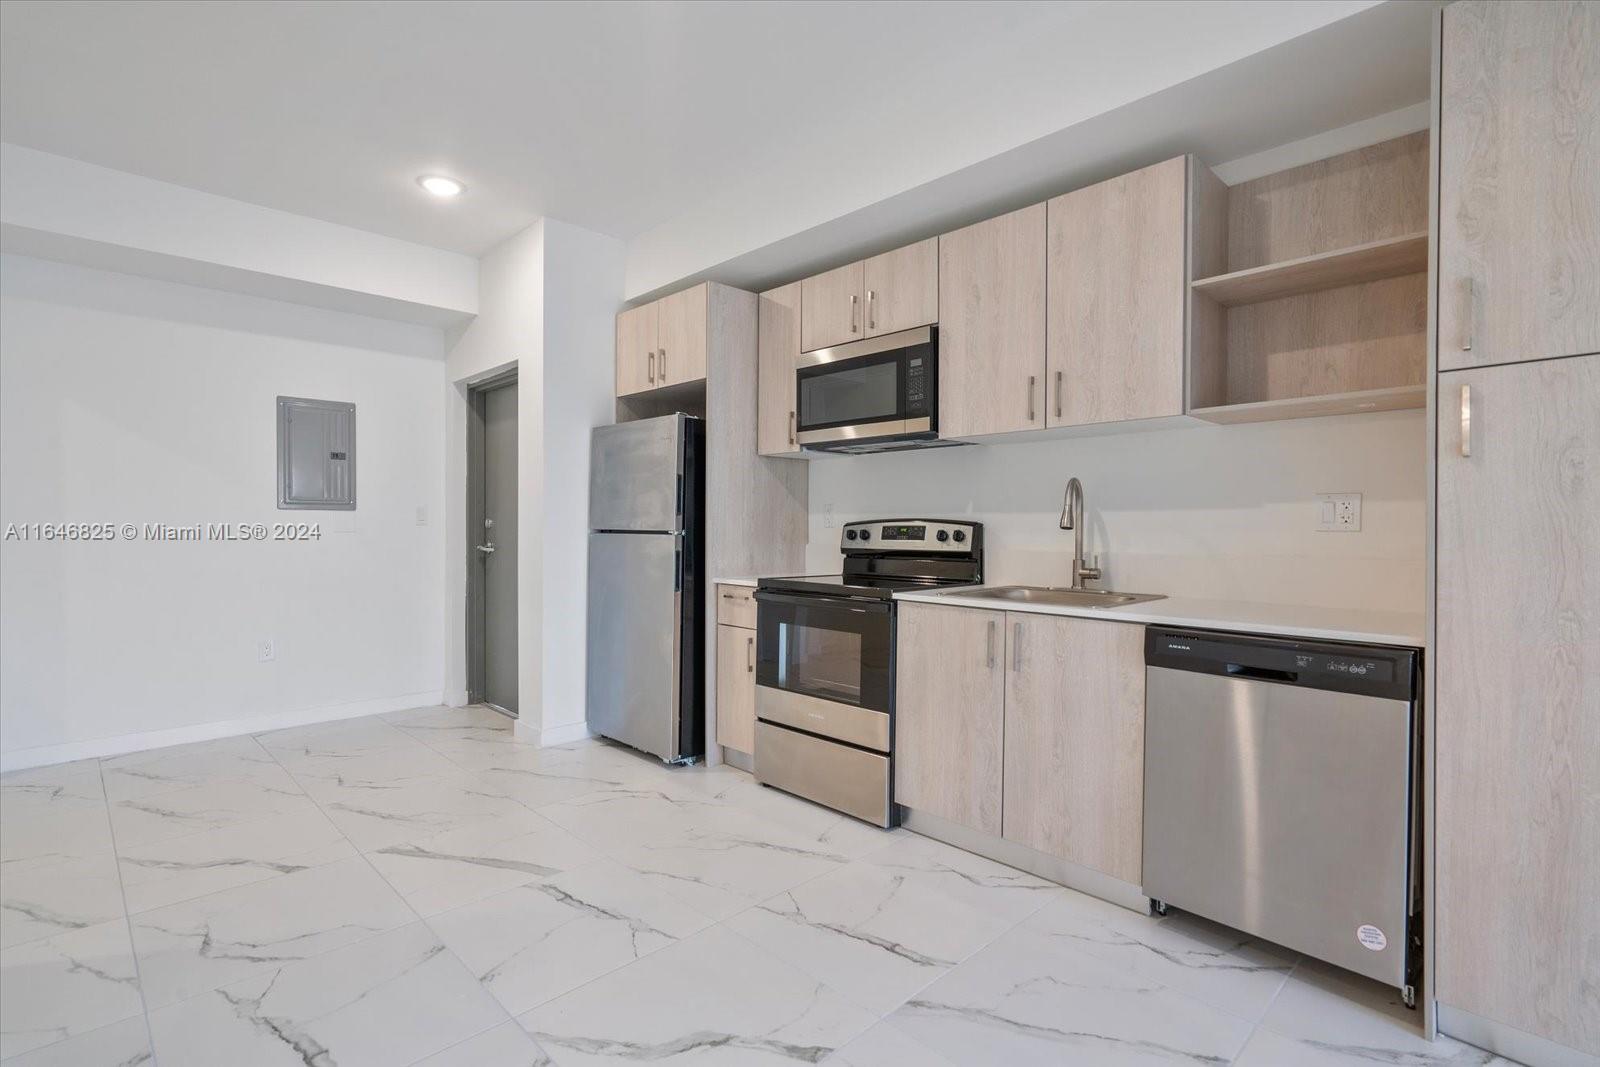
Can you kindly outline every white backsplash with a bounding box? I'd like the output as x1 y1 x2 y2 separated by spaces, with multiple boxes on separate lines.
804 410 1426 614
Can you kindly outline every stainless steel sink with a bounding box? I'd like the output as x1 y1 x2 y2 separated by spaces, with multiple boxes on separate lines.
943 585 1165 609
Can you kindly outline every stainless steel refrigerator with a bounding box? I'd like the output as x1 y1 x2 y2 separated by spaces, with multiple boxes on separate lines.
585 414 705 762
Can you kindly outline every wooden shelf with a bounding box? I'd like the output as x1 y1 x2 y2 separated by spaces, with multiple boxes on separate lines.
1189 385 1426 425
1191 232 1429 307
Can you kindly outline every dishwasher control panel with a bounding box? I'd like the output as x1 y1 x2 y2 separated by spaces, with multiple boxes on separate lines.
1146 629 1417 701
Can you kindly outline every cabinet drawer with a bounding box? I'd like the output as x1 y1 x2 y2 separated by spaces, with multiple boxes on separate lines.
716 584 756 628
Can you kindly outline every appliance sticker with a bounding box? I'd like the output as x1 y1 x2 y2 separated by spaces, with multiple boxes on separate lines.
1356 924 1387 951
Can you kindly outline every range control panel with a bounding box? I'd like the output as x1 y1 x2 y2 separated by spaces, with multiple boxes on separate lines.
841 519 980 554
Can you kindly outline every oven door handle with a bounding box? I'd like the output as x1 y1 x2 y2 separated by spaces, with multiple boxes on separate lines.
753 589 893 613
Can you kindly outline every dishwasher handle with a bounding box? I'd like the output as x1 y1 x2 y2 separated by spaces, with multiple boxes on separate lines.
1225 662 1297 683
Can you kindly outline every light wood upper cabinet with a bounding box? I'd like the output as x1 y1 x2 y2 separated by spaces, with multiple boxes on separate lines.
1439 0 1600 369
658 283 708 387
1047 157 1186 427
757 283 802 456
1002 614 1145 884
1435 354 1600 1054
938 203 1048 438
800 261 864 352
615 302 659 397
715 621 756 755
894 602 1005 836
864 237 939 338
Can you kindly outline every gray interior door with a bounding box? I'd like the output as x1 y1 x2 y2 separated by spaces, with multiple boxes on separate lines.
481 381 518 714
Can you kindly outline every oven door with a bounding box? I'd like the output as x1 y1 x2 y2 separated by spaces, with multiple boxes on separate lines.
755 589 893 728
795 326 935 448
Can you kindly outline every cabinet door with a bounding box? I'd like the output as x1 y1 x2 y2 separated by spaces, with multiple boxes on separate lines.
938 203 1047 437
658 284 708 387
1439 1 1600 369
1046 157 1185 427
1002 614 1145 883
716 623 756 755
757 283 802 456
615 302 658 397
800 261 864 352
1435 355 1599 1054
894 603 1005 835
864 237 939 338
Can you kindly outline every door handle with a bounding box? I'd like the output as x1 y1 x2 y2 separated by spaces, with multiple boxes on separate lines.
788 411 796 446
1027 375 1037 423
1012 621 1023 671
986 619 996 668
850 293 859 333
648 350 656 383
1055 370 1063 418
475 542 496 554
866 289 876 331
746 636 754 674
1459 384 1471 457
1461 278 1474 352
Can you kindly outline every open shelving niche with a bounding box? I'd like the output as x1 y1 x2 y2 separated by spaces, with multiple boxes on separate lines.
1186 131 1430 424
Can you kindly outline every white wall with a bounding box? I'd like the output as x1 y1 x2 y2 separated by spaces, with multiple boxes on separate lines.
806 412 1426 614
0 254 448 769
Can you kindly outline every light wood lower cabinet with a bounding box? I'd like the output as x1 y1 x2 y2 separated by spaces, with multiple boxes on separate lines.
757 283 801 456
938 203 1048 437
1002 614 1145 883
716 621 756 755
1435 354 1600 1055
894 602 1005 836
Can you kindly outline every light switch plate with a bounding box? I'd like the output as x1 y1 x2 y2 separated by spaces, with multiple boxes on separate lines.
1316 493 1362 532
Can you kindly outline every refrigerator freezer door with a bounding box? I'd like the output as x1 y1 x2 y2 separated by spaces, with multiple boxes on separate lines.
586 531 681 760
589 416 684 533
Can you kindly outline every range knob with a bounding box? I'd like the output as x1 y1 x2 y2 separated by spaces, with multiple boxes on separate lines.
845 529 858 541
935 529 950 542
858 529 871 542
952 529 967 543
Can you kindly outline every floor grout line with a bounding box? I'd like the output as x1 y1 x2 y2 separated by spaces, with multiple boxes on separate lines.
92 755 162 1067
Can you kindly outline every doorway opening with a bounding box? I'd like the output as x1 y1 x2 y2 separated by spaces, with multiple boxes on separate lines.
466 374 517 717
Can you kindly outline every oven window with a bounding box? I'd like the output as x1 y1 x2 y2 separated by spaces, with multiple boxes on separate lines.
798 357 900 430
756 594 892 713
778 622 862 703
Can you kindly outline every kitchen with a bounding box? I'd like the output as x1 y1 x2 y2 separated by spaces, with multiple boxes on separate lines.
0 2 1592 1066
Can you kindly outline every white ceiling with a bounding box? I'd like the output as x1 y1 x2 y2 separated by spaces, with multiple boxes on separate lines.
0 1 1415 263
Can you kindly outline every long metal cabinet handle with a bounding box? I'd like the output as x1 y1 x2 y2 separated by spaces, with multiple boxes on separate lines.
986 619 996 668
660 347 667 382
1012 621 1022 671
866 289 876 330
788 411 796 445
647 350 655 383
1460 385 1471 457
1055 371 1063 418
1027 376 1036 422
1462 278 1474 352
747 636 754 673
850 294 859 333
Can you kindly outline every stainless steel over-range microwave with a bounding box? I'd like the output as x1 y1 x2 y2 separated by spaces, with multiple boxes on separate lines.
794 325 959 454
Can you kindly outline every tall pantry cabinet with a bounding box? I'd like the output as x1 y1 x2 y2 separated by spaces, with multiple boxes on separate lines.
1432 1 1599 1060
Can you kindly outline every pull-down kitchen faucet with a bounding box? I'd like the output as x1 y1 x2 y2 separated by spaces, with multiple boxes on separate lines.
1059 477 1102 591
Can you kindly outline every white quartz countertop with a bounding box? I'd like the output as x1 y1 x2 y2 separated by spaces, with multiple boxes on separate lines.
894 588 1424 648
713 576 759 588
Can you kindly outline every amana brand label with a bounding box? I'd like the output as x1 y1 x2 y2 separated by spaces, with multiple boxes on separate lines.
1356 924 1388 951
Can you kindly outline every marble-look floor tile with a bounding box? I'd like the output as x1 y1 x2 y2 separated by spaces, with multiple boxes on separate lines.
366 817 600 917
116 808 353 914
147 922 505 1067
886 922 1254 1066
0 1014 152 1067
728 856 1022 1017
1233 1023 1508 1066
129 854 416 1008
310 773 553 852
520 925 875 1065
101 736 293 804
0 803 114 872
1024 892 1296 1022
1 852 127 949
535 782 736 855
1256 957 1482 1063
385 704 522 749
0 918 144 1059
435 745 659 809
414 1021 553 1067
825 1021 956 1066
254 717 442 774
107 777 320 850
861 834 1059 927
430 858 712 1015
0 760 106 821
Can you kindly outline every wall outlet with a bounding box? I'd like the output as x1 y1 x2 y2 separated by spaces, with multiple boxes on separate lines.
415 505 428 526
257 639 276 663
1316 493 1362 532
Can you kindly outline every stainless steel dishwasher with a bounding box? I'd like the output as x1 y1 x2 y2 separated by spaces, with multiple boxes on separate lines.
1143 627 1421 1002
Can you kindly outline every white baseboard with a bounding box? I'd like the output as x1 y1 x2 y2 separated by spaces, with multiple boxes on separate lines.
0 690 445 772
519 718 592 747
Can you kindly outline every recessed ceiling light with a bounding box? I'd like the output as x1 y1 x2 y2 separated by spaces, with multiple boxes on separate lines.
417 175 465 198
